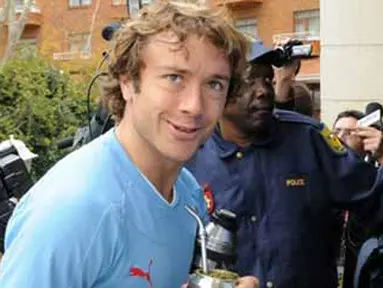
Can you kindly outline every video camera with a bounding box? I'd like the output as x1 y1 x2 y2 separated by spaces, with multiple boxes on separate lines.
272 39 319 68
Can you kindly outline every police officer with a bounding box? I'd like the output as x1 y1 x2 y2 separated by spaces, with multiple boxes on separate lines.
186 41 383 288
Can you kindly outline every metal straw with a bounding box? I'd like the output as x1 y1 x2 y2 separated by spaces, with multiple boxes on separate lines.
185 205 209 274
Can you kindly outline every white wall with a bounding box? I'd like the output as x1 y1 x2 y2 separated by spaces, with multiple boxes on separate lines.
320 0 383 126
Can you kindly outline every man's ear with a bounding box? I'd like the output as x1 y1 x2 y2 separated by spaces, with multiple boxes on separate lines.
119 75 136 102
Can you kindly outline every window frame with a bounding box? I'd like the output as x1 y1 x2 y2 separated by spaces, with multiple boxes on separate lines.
293 9 320 37
67 32 91 53
112 0 125 6
68 0 92 8
235 18 258 40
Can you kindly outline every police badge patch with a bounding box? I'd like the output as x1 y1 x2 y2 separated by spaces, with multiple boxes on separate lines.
319 124 347 155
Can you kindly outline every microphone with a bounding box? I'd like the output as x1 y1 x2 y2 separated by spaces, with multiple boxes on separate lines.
363 102 383 164
365 102 383 128
101 23 121 41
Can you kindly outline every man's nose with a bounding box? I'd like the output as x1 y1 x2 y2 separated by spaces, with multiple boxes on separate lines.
254 82 268 99
179 84 204 116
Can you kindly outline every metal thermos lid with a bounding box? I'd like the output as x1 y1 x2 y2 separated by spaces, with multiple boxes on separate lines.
211 210 237 232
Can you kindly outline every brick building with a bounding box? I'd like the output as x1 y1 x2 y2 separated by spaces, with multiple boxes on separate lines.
0 0 320 110
0 0 128 70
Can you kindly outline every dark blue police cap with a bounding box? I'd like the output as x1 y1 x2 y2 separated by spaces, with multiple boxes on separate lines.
247 40 280 66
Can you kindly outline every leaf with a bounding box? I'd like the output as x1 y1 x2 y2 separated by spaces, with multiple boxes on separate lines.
0 56 96 179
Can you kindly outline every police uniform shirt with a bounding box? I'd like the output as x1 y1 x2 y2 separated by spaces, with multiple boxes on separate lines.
186 110 383 288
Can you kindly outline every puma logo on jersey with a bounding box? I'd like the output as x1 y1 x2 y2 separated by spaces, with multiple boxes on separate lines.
130 259 153 287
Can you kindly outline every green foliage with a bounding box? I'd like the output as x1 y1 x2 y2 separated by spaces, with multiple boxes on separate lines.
0 57 93 179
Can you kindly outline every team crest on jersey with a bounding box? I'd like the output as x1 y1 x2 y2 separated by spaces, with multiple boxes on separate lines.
319 124 347 155
130 259 153 287
203 184 215 215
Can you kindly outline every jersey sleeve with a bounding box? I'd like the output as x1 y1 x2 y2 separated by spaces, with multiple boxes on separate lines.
0 192 122 288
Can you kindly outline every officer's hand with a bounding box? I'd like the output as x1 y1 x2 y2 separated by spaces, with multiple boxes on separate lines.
235 276 259 288
273 38 300 103
274 59 300 81
273 38 301 80
356 127 383 155
274 59 300 104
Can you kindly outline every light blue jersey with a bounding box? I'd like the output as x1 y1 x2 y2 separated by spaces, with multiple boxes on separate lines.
0 129 207 288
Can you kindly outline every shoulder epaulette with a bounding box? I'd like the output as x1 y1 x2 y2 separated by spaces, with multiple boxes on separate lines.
274 109 321 129
274 109 347 155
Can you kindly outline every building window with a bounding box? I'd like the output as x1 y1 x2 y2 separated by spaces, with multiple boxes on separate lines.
294 9 319 37
127 0 151 15
141 0 152 6
68 33 90 53
69 0 92 7
15 0 38 12
112 0 125 5
235 19 257 40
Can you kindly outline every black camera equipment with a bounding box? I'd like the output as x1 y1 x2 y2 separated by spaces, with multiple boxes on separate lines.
0 139 35 253
271 39 318 68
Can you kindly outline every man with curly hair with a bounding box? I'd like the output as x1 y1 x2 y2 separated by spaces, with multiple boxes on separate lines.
0 2 257 288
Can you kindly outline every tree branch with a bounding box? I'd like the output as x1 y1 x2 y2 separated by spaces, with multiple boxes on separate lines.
1 0 34 65
0 0 12 51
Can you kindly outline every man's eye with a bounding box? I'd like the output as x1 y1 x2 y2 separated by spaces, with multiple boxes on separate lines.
166 74 183 83
209 81 224 91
